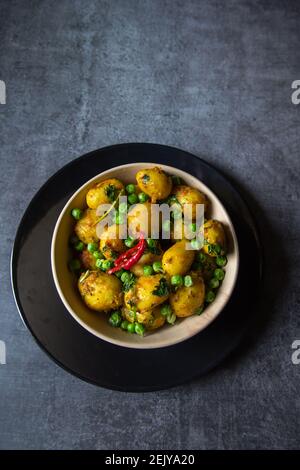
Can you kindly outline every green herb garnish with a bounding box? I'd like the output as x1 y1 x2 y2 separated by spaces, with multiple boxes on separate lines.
121 272 136 292
105 184 117 202
152 278 169 297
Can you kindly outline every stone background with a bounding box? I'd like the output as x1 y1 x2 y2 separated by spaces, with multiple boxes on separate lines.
0 0 300 449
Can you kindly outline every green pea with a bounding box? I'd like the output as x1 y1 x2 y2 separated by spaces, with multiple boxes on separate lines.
172 208 182 220
184 275 193 287
121 271 131 283
71 208 83 220
162 220 171 232
171 274 183 286
126 184 136 194
197 252 207 263
205 290 216 303
101 260 113 271
121 320 129 330
109 311 122 327
190 223 197 233
191 238 201 250
161 304 172 317
87 242 98 253
127 322 136 333
112 210 124 225
74 241 84 252
167 312 176 325
143 265 154 276
95 259 103 269
125 237 135 248
146 238 157 248
69 234 79 246
153 261 163 273
135 322 145 336
138 192 149 203
93 250 104 260
115 268 126 278
171 175 182 186
118 202 128 214
128 193 138 205
209 278 220 289
68 259 81 272
214 268 225 281
195 306 204 315
216 255 227 267
167 195 178 205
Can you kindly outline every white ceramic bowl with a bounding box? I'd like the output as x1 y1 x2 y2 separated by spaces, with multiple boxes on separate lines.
51 163 239 349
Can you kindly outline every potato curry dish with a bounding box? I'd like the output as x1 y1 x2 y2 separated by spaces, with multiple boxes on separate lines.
68 167 229 336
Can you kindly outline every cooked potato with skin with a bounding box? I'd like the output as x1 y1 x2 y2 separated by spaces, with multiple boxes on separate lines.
74 209 98 244
122 306 165 330
78 270 123 312
79 249 97 270
142 307 166 330
136 167 172 203
99 224 126 260
130 251 162 277
172 185 208 219
127 201 152 237
170 273 205 317
202 219 226 256
124 274 169 312
162 239 195 276
86 178 124 209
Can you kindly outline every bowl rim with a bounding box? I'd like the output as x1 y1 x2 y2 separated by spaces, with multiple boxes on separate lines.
51 162 239 349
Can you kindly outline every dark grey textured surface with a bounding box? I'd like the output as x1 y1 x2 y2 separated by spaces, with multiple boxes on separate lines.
0 0 300 450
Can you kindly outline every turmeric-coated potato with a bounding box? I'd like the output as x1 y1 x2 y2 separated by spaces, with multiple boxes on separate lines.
142 307 166 330
202 219 226 256
172 185 208 219
169 273 205 317
136 167 172 203
127 202 152 238
124 274 169 313
79 248 97 270
162 239 195 276
86 178 124 209
130 251 162 277
99 224 126 260
78 270 123 312
122 306 165 330
74 209 98 244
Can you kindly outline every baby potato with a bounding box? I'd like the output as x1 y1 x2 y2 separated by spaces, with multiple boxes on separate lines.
99 224 126 260
86 178 124 209
202 219 226 256
78 270 123 312
136 167 172 203
75 209 98 244
172 185 208 219
124 274 169 313
79 248 97 270
122 306 165 330
162 239 195 276
143 307 166 330
127 201 152 238
130 251 162 277
169 273 205 317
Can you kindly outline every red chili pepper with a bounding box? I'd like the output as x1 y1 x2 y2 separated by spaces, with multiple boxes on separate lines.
108 235 146 274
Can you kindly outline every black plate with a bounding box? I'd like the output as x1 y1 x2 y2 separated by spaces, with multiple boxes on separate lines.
11 143 262 392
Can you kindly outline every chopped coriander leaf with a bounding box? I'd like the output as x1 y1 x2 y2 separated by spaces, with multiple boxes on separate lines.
152 278 169 296
105 184 117 202
121 272 136 292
